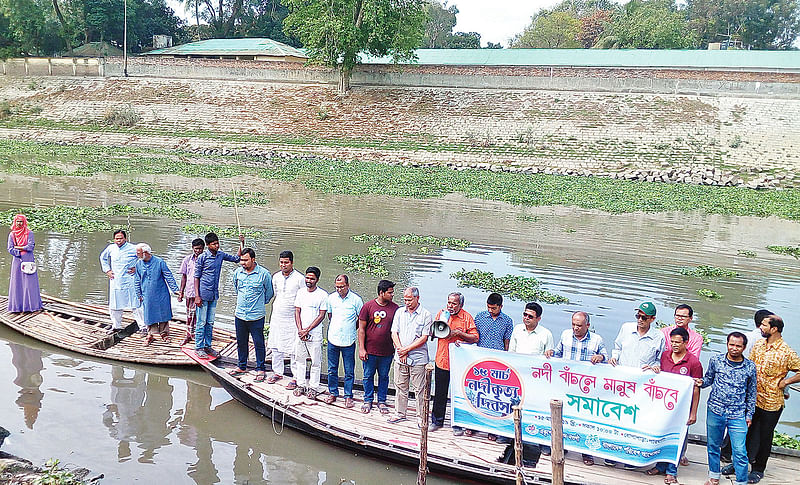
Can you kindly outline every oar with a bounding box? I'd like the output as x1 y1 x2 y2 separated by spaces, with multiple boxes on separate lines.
42 311 84 340
230 179 243 250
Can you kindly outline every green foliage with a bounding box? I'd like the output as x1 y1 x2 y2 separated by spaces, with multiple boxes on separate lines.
680 265 739 278
283 0 427 90
102 106 140 128
421 1 481 48
450 269 569 304
0 203 193 234
607 0 697 48
773 431 800 449
737 249 756 257
512 11 581 48
577 9 613 47
687 0 800 49
766 245 800 258
0 101 13 119
216 191 270 207
335 243 395 277
182 223 266 239
697 288 722 299
34 458 81 485
111 180 211 205
351 233 471 249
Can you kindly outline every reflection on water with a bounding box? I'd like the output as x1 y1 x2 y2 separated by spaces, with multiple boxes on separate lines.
2 172 800 481
10 343 44 429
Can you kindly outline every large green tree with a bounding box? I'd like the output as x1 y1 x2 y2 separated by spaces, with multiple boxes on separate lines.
283 0 427 92
687 0 800 49
511 11 581 48
604 0 696 48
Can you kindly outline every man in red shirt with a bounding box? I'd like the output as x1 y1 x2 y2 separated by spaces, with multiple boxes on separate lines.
357 280 399 414
430 292 478 434
648 326 703 483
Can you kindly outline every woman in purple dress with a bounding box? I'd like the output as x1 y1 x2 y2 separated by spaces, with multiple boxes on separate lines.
7 214 42 312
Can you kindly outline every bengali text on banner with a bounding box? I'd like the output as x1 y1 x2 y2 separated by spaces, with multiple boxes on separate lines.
449 345 694 467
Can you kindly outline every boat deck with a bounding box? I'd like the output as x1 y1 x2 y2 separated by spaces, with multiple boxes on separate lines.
0 295 235 365
204 352 799 485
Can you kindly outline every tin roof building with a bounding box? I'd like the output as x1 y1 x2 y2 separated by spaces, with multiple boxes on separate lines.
147 38 307 62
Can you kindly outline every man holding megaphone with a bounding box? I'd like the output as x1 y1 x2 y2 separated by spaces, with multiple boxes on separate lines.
430 292 479 435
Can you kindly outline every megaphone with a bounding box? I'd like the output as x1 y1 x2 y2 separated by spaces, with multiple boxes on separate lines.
432 320 451 340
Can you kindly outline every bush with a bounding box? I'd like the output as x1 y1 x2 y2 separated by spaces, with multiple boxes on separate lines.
102 105 140 127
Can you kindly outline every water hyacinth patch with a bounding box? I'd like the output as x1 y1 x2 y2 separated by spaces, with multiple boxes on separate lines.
737 250 756 258
111 180 212 205
216 191 270 207
0 204 194 234
697 288 722 299
335 243 396 277
182 223 267 239
450 269 568 304
679 265 738 279
766 245 800 259
351 233 472 250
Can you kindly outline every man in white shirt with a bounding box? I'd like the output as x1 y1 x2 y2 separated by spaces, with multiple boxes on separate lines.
267 250 306 384
609 301 664 371
509 302 554 355
290 266 328 399
388 286 433 426
323 274 363 408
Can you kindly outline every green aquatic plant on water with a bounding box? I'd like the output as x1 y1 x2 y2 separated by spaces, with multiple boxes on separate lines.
351 233 472 250
33 459 82 485
766 245 800 259
773 432 800 450
450 269 569 304
182 223 267 239
216 191 270 207
335 243 396 277
697 288 722 299
1 205 195 234
111 180 212 205
737 249 756 258
679 265 738 279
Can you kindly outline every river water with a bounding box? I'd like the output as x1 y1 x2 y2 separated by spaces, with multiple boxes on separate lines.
1 172 800 483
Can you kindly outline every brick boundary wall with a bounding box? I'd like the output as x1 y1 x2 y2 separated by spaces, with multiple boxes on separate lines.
4 55 800 98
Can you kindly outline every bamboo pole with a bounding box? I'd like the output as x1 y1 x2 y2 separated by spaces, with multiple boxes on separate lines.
230 180 243 250
513 405 523 485
550 399 564 485
417 363 434 485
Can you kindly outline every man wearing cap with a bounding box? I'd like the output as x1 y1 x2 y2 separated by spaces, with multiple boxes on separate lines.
609 301 665 371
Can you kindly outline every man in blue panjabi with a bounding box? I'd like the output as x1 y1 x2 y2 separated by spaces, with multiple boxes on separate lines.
135 243 179 346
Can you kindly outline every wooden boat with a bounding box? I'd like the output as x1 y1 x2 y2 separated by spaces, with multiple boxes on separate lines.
0 294 235 366
187 343 800 485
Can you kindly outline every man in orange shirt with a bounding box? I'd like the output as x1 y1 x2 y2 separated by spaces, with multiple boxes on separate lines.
430 292 478 434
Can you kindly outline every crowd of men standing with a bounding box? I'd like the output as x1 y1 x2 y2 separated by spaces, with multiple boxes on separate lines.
99 230 800 485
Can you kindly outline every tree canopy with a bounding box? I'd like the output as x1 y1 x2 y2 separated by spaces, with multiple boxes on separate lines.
422 0 481 48
283 0 428 92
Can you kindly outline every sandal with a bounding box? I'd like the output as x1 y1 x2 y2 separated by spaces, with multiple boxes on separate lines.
306 388 318 400
646 467 662 476
464 429 474 437
143 335 155 347
704 480 719 485
345 397 355 408
377 403 389 415
664 475 678 484
254 371 266 382
292 386 306 397
679 456 689 466
228 368 247 377
323 394 337 405
361 402 373 414
266 374 282 384
286 380 298 390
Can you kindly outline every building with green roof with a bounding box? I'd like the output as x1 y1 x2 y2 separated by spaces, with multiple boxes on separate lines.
146 38 307 62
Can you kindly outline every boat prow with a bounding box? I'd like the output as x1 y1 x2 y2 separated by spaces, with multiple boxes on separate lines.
0 294 235 366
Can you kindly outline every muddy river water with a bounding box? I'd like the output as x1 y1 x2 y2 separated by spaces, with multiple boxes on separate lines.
1 172 800 483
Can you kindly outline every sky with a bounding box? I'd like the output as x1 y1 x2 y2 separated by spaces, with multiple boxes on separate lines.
166 0 557 48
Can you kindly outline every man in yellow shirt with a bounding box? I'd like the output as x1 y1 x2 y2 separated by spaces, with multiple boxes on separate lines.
738 315 800 483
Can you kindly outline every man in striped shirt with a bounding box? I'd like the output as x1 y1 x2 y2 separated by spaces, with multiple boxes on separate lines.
545 311 608 465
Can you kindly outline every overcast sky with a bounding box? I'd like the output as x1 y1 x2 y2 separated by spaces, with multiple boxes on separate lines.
166 0 556 47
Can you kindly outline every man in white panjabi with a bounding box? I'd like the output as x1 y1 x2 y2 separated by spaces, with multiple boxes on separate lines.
267 250 306 384
99 229 144 332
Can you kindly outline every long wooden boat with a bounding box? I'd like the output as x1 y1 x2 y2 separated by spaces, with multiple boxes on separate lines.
187 343 800 485
0 294 235 366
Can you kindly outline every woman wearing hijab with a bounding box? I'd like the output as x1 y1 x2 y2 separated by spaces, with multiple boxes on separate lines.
7 214 43 312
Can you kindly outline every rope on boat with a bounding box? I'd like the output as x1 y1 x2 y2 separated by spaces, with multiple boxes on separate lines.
271 395 288 435
514 466 531 485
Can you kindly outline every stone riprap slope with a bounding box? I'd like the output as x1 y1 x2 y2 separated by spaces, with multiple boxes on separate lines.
1 76 798 187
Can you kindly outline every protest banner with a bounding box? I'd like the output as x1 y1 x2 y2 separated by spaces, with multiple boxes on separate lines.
450 345 694 467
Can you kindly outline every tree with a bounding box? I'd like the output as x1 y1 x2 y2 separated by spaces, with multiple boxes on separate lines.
687 0 800 49
422 0 456 47
605 0 696 48
577 9 612 48
511 11 581 48
446 31 480 48
283 0 427 92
